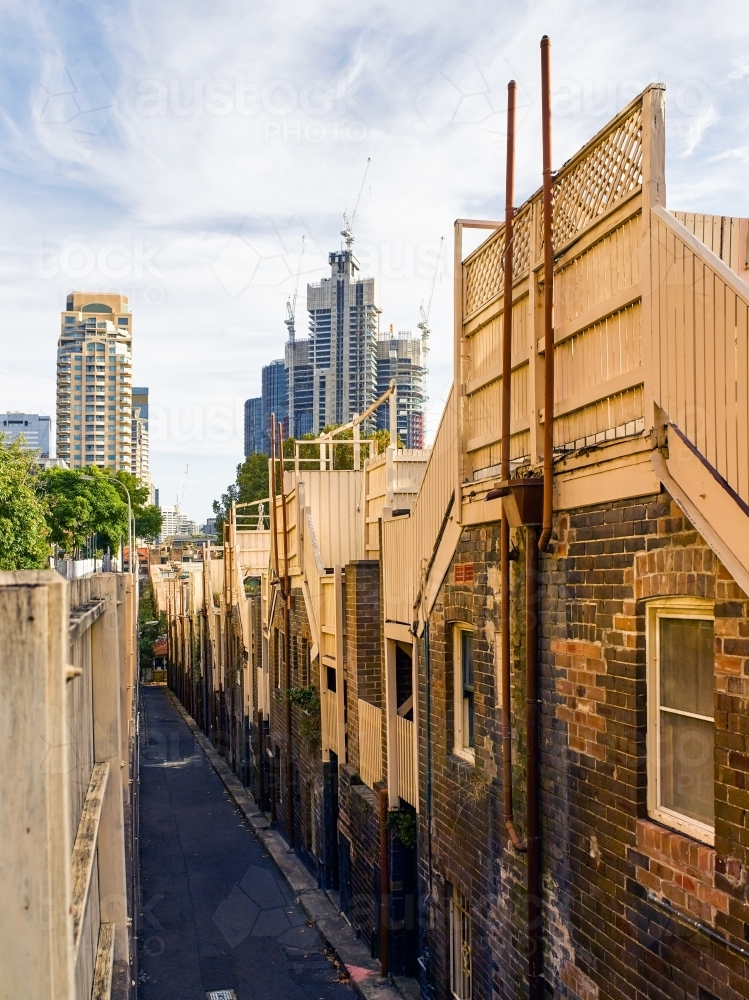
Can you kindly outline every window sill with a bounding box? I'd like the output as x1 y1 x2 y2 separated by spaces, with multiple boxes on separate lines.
648 807 714 847
450 747 475 767
633 818 727 926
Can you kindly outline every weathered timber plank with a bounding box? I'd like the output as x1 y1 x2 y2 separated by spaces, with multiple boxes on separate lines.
90 922 115 1000
69 599 105 643
71 761 109 957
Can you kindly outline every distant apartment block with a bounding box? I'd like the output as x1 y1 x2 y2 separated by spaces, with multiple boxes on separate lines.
158 505 197 540
284 339 314 439
56 292 133 470
131 386 151 491
0 412 51 456
289 249 380 435
244 397 263 456
261 359 287 450
376 327 426 449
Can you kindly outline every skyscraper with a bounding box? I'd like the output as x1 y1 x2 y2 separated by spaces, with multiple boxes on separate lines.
131 386 150 490
284 340 313 439
376 327 426 449
290 249 380 434
0 413 51 457
244 397 264 456
261 359 287 451
56 293 132 470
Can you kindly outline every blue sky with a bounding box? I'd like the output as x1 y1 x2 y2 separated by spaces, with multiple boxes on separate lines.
1 0 749 520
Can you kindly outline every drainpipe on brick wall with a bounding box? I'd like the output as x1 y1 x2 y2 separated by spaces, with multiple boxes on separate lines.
526 526 543 1000
278 422 295 849
267 740 277 826
500 78 527 856
257 708 266 812
379 787 390 977
538 35 555 554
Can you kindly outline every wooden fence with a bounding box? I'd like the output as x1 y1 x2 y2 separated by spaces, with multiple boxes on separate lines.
0 570 138 1000
358 699 383 789
397 715 417 808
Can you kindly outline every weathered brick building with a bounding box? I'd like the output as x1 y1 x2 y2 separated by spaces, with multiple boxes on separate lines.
157 75 749 1000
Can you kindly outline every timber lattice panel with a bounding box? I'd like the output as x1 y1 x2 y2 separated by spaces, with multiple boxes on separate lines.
464 203 532 317
550 103 642 251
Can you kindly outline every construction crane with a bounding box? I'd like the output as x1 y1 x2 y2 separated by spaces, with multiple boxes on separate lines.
417 236 444 391
176 464 188 512
284 236 305 438
340 156 371 248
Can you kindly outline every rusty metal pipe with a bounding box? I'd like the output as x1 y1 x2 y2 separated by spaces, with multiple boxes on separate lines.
526 526 543 999
277 422 295 849
500 79 526 854
270 413 281 581
257 708 266 812
379 787 390 976
539 35 555 553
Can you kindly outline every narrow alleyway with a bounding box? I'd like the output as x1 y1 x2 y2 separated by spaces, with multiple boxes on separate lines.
138 686 355 1000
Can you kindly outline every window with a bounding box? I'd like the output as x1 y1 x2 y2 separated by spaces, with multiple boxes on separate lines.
449 886 472 1000
453 627 475 758
647 598 714 844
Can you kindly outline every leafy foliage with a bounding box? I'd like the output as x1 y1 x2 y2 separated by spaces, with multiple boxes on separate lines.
285 685 321 745
0 436 49 570
41 466 159 555
41 467 129 555
138 580 166 671
212 452 269 541
388 808 417 849
135 504 163 542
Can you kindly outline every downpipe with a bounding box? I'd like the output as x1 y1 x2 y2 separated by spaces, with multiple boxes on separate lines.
526 526 543 1000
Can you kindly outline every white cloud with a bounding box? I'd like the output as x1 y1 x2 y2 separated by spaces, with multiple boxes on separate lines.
1 0 749 518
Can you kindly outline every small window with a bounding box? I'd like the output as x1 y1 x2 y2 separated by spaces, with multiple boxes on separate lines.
647 598 715 844
449 886 472 1000
453 627 475 758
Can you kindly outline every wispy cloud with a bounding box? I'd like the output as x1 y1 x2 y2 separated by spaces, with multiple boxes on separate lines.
1 0 749 517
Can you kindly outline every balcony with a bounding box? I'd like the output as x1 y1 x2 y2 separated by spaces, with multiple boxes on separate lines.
397 715 416 807
358 699 382 789
322 688 338 755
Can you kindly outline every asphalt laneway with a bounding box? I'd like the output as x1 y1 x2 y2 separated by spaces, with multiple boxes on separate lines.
138 686 355 1000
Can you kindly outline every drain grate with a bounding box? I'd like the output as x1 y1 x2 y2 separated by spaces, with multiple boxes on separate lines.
206 992 237 1000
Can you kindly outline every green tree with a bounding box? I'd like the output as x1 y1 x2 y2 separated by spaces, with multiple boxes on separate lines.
41 467 129 556
135 504 163 543
0 436 49 570
212 452 269 540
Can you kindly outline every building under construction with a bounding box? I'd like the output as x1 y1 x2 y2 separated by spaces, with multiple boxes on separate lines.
156 72 749 1000
376 327 426 449
289 249 381 434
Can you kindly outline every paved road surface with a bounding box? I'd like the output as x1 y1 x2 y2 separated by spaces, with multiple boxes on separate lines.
138 686 354 1000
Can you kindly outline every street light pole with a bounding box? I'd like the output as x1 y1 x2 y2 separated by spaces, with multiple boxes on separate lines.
80 474 134 577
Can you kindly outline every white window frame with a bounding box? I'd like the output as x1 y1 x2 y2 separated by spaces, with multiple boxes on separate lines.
646 596 715 846
449 886 472 1000
453 625 475 762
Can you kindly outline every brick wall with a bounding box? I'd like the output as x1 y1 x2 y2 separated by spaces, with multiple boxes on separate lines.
419 493 749 1000
338 560 384 949
266 588 327 881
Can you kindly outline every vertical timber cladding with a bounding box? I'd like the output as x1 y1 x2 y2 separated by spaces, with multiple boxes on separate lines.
422 494 749 1000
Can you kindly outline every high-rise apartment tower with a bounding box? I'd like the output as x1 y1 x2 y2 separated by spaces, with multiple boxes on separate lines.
261 359 287 451
290 250 380 434
131 386 150 491
244 397 263 456
56 293 132 470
